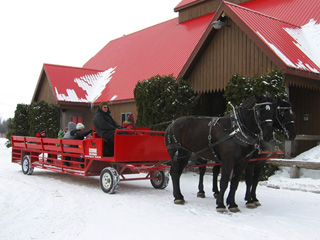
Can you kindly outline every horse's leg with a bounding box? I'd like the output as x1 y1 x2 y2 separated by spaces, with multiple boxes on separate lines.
216 164 232 213
170 155 189 204
244 162 257 208
226 160 248 212
251 160 266 206
197 166 206 198
212 165 221 198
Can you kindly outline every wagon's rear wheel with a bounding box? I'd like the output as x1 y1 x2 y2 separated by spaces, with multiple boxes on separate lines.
150 170 169 189
100 167 120 194
22 155 34 175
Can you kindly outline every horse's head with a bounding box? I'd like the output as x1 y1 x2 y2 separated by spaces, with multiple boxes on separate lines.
241 95 277 142
275 99 296 141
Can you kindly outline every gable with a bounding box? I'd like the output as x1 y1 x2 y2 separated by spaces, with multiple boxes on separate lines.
180 0 320 84
188 18 277 93
33 64 116 105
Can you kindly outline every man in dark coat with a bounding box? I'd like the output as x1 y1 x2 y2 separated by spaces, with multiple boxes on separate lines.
93 102 121 156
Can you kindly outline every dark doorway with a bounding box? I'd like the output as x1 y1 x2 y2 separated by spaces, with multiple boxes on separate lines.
193 91 226 116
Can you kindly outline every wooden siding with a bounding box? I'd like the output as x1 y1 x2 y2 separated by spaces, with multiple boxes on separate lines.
108 101 137 126
289 87 320 135
178 0 250 23
188 19 276 93
60 106 95 131
288 86 320 156
36 75 57 104
178 0 219 23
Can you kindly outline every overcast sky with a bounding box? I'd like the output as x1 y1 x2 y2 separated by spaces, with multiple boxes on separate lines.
0 0 181 120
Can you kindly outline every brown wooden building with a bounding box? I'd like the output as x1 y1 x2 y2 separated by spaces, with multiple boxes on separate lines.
33 0 320 157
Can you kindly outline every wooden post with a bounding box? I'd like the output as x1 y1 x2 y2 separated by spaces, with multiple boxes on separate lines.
290 165 300 178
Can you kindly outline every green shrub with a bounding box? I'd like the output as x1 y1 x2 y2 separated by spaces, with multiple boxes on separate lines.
134 75 197 130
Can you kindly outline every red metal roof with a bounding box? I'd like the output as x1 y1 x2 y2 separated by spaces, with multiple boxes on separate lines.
242 0 320 26
83 15 213 103
43 64 116 104
44 0 320 105
225 1 320 73
174 0 204 12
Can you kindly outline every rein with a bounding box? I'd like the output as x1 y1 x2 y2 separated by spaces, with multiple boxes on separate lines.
275 105 295 140
166 100 271 161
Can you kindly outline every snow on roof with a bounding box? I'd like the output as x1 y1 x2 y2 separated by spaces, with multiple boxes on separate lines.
43 64 116 104
256 31 296 68
284 19 320 70
55 67 116 103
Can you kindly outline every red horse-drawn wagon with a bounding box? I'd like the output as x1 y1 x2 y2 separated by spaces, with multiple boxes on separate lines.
11 128 171 193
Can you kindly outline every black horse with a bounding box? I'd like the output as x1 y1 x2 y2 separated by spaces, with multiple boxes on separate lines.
165 95 277 212
244 99 296 207
203 99 296 208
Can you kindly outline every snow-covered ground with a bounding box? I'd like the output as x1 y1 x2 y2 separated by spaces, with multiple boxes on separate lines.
1 137 320 240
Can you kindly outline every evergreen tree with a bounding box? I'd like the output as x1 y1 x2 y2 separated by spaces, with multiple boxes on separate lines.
13 104 29 136
224 69 287 110
224 69 286 180
6 101 60 147
28 101 60 138
134 75 197 130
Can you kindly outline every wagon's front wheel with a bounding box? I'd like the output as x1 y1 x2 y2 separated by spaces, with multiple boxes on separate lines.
100 167 120 194
150 170 169 189
22 155 34 175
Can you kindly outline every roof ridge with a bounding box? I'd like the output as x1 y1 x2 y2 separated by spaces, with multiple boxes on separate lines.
224 0 300 28
43 63 103 72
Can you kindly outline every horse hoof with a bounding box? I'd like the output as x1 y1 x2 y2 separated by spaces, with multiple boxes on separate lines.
254 201 261 207
228 207 241 213
216 207 228 213
246 202 257 209
197 192 205 198
174 199 185 205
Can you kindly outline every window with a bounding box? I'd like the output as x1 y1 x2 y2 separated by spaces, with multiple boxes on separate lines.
121 112 131 125
71 116 83 124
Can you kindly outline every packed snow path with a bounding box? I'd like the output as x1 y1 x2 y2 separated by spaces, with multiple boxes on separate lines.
0 138 319 240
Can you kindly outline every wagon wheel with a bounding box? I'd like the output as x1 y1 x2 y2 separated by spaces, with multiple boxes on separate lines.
22 155 34 175
100 167 120 194
150 170 169 189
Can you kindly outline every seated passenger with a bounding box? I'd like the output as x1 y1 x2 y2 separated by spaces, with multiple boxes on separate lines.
62 122 77 166
36 129 50 162
36 129 46 138
93 102 121 156
122 113 136 129
70 123 92 140
63 122 77 140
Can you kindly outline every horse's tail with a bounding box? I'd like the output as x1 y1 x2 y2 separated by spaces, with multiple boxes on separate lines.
164 120 175 147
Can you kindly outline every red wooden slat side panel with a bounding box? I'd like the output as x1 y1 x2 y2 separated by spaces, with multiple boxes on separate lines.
25 143 42 150
114 130 170 162
11 136 85 155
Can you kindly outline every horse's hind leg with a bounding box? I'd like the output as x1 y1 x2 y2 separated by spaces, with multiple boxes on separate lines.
212 165 221 198
170 155 189 204
197 166 206 198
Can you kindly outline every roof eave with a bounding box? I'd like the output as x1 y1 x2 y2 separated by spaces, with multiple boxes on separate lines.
174 0 206 12
284 68 320 81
